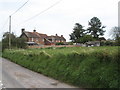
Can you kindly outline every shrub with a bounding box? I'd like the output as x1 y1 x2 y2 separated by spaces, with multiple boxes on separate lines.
55 42 65 45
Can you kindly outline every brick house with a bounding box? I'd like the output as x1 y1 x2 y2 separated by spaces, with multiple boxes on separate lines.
20 28 66 45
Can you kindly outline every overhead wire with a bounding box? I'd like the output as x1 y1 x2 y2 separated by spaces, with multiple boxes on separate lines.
24 0 62 22
0 17 9 40
0 18 9 30
6 0 63 32
11 0 29 16
1 0 30 31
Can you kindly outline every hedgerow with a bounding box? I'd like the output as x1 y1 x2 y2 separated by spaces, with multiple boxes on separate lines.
2 46 119 88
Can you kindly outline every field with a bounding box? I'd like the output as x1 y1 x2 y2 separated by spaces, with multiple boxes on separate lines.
2 46 120 88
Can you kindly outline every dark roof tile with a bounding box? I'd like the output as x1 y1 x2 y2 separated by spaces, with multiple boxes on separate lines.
22 31 66 41
46 36 66 41
24 31 47 38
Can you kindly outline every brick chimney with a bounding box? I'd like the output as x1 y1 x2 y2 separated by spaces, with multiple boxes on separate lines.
21 28 25 33
33 30 36 32
61 35 63 37
56 34 58 36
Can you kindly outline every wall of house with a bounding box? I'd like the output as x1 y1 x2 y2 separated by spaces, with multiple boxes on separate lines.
27 37 45 45
20 31 66 45
47 36 66 44
38 38 45 45
51 39 66 43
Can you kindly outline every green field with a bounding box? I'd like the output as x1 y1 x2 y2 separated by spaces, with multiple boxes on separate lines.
2 46 120 88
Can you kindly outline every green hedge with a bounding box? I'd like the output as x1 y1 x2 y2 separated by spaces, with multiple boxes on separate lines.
2 46 119 88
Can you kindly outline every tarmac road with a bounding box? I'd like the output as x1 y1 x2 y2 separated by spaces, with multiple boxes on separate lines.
1 58 80 89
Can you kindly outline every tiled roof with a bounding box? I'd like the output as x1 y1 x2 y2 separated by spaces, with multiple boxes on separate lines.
24 31 47 38
39 33 47 38
46 36 66 41
22 30 66 41
60 36 66 41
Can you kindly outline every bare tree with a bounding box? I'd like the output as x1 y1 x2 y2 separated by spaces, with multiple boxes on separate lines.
110 27 120 40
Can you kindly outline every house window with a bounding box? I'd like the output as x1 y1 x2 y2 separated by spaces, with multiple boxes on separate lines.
32 38 34 42
36 38 38 41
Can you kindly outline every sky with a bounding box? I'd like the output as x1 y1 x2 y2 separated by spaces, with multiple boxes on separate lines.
0 0 119 41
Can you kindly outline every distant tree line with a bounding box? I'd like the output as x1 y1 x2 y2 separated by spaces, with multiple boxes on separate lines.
69 17 120 46
2 32 27 51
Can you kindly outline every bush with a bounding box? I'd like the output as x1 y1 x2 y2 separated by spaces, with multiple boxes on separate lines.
55 42 65 45
2 32 27 51
100 41 115 46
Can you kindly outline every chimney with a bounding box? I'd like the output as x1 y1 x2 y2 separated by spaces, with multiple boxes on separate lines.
21 28 25 33
61 35 63 37
56 34 58 36
33 30 36 32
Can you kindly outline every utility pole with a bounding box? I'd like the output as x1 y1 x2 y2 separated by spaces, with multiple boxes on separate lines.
7 0 29 49
9 15 11 49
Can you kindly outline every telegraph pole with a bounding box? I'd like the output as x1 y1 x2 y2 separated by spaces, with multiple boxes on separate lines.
9 15 11 49
7 0 29 49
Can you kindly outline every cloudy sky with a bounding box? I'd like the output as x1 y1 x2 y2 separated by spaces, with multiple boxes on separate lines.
0 0 119 41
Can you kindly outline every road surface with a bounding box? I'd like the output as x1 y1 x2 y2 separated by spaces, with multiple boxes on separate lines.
1 58 81 89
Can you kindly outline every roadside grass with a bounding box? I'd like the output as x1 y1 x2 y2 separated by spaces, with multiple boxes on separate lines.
2 46 119 88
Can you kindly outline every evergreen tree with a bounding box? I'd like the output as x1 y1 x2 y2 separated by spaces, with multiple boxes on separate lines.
87 17 106 39
70 23 85 43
